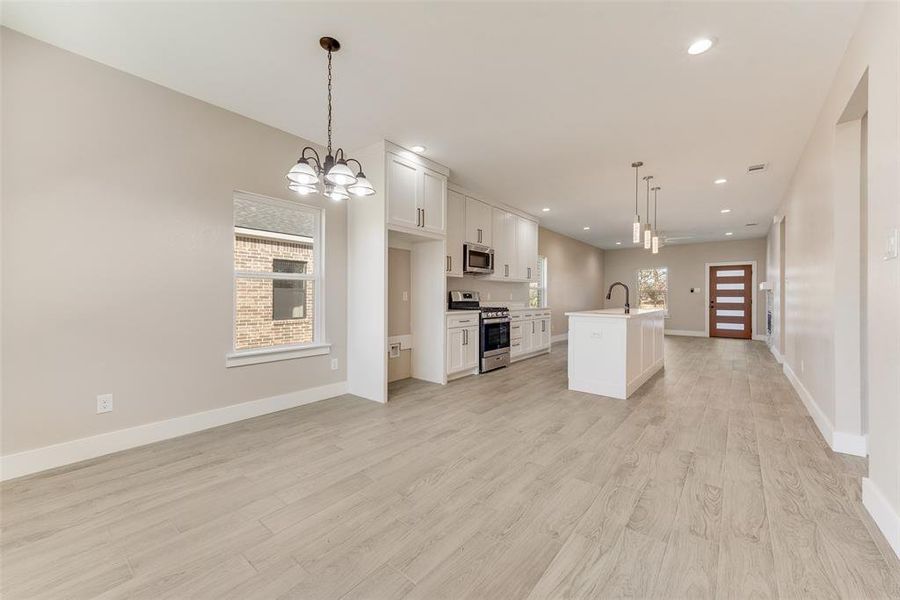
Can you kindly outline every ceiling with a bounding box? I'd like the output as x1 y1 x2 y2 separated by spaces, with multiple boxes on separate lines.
2 2 862 249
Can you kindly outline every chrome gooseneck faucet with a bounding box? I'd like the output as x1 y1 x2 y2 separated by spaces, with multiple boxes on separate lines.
606 282 631 314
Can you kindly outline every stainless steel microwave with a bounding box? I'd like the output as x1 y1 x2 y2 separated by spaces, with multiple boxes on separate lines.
464 244 494 274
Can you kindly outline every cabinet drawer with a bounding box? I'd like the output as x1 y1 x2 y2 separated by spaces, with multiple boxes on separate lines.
447 314 479 329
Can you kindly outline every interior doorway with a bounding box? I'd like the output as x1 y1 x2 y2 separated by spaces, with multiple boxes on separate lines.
707 263 754 339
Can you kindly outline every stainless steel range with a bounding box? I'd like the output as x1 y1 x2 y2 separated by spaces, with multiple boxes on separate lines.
448 291 510 373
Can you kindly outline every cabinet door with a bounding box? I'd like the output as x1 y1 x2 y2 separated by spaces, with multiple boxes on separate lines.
464 326 480 370
492 208 517 279
420 168 446 234
517 217 539 281
539 318 551 349
446 328 466 373
386 153 419 229
521 319 534 354
446 190 465 277
465 197 492 246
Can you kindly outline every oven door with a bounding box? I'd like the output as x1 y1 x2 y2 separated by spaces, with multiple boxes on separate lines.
464 244 494 274
481 318 510 357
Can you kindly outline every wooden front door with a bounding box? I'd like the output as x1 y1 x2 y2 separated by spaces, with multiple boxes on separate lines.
709 265 752 339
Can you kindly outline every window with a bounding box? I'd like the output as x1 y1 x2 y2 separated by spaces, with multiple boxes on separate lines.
529 256 548 308
272 259 307 320
638 267 668 313
229 191 327 365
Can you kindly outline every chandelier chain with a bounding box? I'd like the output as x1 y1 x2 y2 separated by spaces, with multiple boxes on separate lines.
327 49 333 157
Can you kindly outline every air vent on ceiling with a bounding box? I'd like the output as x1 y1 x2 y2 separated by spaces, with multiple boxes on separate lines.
747 163 768 173
745 223 758 227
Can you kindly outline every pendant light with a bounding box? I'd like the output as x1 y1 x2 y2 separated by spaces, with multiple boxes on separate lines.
651 186 661 254
286 37 375 198
643 175 654 249
631 162 643 243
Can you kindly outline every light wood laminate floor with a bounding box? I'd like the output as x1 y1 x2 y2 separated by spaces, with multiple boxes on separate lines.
3 337 900 599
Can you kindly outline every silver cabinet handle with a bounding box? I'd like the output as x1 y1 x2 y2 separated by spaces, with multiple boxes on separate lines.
449 256 452 272
463 329 467 345
527 267 531 279
532 321 535 334
477 228 482 243
422 208 425 227
542 321 545 332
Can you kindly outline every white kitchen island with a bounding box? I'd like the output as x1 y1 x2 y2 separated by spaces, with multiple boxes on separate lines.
566 308 665 399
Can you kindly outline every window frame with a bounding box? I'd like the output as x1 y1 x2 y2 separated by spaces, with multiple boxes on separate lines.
226 190 330 367
529 255 548 308
636 266 669 317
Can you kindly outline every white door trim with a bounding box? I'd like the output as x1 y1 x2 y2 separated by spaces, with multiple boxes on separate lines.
704 260 758 338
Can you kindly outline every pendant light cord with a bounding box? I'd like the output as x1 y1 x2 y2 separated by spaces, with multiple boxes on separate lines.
634 166 639 215
327 49 333 157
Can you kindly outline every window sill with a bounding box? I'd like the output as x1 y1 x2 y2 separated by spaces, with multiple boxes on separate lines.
225 343 331 368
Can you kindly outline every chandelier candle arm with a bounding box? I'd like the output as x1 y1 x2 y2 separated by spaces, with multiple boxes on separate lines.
631 161 643 244
285 37 373 199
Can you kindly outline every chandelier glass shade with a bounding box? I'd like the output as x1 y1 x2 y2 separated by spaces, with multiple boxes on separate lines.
651 186 661 254
286 37 375 199
643 175 653 249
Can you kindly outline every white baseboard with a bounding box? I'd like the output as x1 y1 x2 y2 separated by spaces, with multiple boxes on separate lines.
782 362 866 457
769 344 784 364
862 477 900 559
833 431 868 456
0 381 348 482
664 329 706 337
551 333 568 344
752 334 767 341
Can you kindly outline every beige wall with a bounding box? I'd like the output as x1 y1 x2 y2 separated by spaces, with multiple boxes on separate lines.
765 219 785 356
1 30 347 454
603 238 767 336
538 227 605 336
387 248 411 382
772 2 899 532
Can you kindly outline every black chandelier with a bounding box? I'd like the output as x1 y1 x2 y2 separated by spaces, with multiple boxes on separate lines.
286 37 374 200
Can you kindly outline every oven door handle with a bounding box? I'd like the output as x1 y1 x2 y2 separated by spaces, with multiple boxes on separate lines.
481 317 511 324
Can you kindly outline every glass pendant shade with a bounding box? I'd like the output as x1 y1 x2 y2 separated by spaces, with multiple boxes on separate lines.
644 227 652 249
325 160 357 186
632 217 641 243
348 174 375 197
652 235 659 254
325 183 350 201
287 159 319 185
288 181 317 195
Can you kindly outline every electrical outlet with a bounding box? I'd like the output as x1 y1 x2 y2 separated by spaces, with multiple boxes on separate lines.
331 358 339 370
96 394 113 414
402 291 409 301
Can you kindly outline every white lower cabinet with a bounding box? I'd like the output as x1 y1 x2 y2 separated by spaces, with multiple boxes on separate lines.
447 315 479 376
510 310 551 361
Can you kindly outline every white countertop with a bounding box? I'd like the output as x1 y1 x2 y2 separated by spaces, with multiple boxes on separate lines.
447 307 551 314
565 308 664 318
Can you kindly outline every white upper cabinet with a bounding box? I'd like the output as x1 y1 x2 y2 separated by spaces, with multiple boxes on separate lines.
420 168 446 234
465 197 492 246
492 208 517 279
385 150 447 236
386 153 419 230
516 216 539 281
446 190 465 277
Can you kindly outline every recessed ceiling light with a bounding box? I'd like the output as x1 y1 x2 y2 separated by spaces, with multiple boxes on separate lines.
720 208 731 214
583 226 591 231
410 145 426 153
542 207 550 212
725 232 734 236
616 241 622 245
714 178 727 184
688 38 715 55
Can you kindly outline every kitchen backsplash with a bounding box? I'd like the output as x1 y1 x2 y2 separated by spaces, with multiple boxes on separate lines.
447 275 530 305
